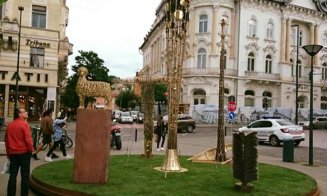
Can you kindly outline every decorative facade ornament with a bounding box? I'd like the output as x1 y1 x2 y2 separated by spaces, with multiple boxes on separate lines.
314 0 327 14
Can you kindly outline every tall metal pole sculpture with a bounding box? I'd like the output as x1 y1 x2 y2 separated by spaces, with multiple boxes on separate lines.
216 19 227 162
160 0 190 172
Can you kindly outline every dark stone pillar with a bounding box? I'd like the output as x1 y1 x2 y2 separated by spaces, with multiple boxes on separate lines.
73 109 111 184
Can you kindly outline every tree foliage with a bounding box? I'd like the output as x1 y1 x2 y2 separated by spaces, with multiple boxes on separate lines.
115 87 139 110
62 50 117 109
154 83 168 104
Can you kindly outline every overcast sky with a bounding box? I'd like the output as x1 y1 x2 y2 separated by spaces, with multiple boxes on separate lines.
66 0 162 78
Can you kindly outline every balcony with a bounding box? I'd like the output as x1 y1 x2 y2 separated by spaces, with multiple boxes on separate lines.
245 71 280 80
183 68 237 77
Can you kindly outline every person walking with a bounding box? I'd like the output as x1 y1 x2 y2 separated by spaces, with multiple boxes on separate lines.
5 108 34 196
156 115 166 151
45 116 72 161
32 109 54 161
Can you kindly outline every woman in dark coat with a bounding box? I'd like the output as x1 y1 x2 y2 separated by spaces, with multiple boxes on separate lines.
156 115 166 151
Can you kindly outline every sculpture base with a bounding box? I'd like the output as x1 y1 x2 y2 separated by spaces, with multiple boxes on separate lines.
155 149 188 173
73 109 111 184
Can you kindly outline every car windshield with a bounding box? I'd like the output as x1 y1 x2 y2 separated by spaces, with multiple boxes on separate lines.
121 112 130 117
276 120 294 126
139 113 144 117
131 111 138 115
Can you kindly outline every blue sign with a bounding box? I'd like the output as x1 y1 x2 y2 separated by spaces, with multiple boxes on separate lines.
228 112 235 120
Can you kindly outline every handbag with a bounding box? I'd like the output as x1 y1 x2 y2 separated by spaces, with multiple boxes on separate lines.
1 158 10 174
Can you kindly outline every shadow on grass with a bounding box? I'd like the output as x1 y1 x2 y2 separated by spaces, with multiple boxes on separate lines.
31 155 317 196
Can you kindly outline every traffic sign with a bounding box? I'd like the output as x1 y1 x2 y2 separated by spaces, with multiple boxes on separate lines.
228 112 235 120
227 101 236 112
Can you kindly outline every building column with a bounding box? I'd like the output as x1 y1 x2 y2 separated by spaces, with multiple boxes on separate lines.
189 7 195 57
211 5 219 54
280 17 287 62
315 24 320 66
285 18 292 62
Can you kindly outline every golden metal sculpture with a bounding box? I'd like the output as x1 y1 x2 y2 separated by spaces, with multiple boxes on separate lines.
216 19 227 162
76 67 112 109
159 0 190 172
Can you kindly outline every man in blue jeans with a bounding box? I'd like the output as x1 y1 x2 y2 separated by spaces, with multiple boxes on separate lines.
5 108 34 196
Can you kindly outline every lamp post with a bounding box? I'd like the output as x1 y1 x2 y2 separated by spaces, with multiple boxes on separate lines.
14 6 24 110
291 24 299 125
302 44 323 166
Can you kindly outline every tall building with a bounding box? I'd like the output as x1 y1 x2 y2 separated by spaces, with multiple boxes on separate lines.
140 0 327 119
0 0 73 121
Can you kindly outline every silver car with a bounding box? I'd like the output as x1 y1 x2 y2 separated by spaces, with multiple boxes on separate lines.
118 112 133 124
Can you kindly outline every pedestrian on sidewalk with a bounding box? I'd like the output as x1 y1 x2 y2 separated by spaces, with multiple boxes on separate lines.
44 116 72 162
5 108 34 196
32 109 54 160
156 115 167 151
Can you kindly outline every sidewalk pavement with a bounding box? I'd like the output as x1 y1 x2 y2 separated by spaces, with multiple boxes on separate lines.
0 122 326 195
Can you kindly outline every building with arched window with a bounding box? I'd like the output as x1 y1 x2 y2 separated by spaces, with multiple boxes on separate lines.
0 1 72 121
140 0 327 117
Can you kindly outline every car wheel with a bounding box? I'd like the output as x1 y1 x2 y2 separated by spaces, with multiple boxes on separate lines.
294 141 301 147
186 125 194 133
269 135 280 147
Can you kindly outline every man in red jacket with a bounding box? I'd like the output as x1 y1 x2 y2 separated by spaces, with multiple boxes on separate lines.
5 108 34 196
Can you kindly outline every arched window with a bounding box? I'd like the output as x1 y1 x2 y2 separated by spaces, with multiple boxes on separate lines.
266 19 274 40
247 52 255 71
193 89 206 105
322 63 327 80
199 14 208 33
262 91 272 109
248 17 257 37
265 55 272 74
321 96 327 109
244 90 255 107
197 48 206 68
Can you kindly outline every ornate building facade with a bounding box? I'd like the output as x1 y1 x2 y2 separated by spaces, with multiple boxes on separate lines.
0 0 73 121
140 0 327 119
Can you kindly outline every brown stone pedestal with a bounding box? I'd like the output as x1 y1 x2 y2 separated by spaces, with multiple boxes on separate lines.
73 109 111 184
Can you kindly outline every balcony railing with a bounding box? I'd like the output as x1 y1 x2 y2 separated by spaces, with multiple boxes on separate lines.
183 68 237 77
245 71 280 80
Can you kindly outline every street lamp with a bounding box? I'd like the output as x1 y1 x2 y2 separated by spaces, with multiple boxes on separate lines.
14 6 24 110
291 24 299 125
302 44 323 166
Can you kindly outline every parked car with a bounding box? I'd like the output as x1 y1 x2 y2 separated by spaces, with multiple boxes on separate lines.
298 116 327 129
113 110 122 120
238 118 305 147
136 112 144 123
162 114 196 133
118 112 133 124
130 111 139 122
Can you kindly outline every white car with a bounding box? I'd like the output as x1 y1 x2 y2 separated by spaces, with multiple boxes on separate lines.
118 112 133 124
238 118 305 146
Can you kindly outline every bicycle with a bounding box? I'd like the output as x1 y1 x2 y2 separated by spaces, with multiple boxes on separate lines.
37 127 73 150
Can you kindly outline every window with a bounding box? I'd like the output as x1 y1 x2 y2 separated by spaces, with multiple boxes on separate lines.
290 59 294 76
197 48 206 68
193 89 206 105
199 14 208 33
224 88 230 106
323 31 327 48
322 63 327 80
244 90 255 107
247 52 255 71
248 18 257 37
298 60 302 77
30 48 45 68
266 20 274 39
262 91 272 109
321 96 327 109
299 30 303 46
265 55 272 74
298 96 307 109
32 5 46 28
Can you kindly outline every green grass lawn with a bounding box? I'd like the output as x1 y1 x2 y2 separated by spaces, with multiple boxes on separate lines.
31 155 317 196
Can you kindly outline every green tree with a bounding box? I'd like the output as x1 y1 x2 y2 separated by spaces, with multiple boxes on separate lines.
154 83 168 115
62 50 117 109
115 88 138 110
